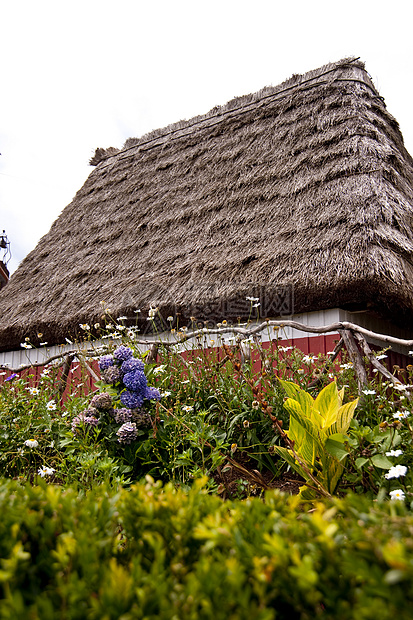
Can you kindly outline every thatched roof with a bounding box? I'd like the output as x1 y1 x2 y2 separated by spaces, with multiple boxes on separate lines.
2 57 413 351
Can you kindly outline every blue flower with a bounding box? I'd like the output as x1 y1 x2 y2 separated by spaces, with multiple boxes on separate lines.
121 358 145 374
120 390 144 409
123 370 147 394
145 386 161 401
113 345 133 362
98 355 114 371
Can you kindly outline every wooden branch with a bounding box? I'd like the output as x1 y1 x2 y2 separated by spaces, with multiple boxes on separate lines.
353 332 412 401
1 319 412 375
339 329 368 394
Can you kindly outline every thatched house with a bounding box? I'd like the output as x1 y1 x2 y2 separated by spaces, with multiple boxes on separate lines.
1 57 413 363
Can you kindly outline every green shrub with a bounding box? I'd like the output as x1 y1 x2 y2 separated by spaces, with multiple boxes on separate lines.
1 478 413 619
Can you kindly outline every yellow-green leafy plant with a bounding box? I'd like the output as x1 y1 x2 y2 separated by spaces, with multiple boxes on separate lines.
273 380 358 499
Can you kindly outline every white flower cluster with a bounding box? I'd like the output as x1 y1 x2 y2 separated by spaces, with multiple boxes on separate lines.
385 465 407 479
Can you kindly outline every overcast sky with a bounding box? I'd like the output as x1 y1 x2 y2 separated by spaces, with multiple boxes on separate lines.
1 0 412 275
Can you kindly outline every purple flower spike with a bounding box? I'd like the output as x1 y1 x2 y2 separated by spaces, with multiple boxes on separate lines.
5 373 19 382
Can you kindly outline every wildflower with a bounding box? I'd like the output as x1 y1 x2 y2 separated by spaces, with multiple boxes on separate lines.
390 489 405 501
340 363 353 370
167 316 174 322
376 354 387 360
20 343 33 349
40 342 48 346
252 303 260 308
153 365 167 375
24 439 39 448
117 325 126 331
5 373 18 382
246 296 259 302
46 400 57 411
252 400 260 410
79 323 91 331
243 420 250 428
393 383 410 391
279 346 293 352
386 449 404 457
38 466 55 478
297 369 305 375
161 391 171 397
393 411 410 420
302 355 317 363
27 387 40 396
37 333 43 339
116 422 138 444
385 465 408 479
182 405 193 413
65 338 73 344
117 316 128 321
231 443 237 453
94 323 101 329
148 307 158 319
362 389 376 395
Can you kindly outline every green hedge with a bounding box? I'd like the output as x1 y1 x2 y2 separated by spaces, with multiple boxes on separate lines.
0 478 413 619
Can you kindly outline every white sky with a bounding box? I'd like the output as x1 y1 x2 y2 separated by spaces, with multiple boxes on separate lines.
1 0 412 275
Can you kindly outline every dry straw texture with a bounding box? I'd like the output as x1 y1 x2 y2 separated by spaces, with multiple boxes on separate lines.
1 57 413 350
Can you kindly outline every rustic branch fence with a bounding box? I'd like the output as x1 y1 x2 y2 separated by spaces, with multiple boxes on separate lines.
1 320 412 399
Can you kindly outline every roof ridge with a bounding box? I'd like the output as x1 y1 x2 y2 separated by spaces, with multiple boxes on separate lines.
91 57 373 166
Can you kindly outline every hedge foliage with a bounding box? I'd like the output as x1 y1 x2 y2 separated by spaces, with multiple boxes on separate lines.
0 478 413 619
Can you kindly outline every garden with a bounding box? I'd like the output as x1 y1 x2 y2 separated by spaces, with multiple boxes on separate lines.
1 309 413 618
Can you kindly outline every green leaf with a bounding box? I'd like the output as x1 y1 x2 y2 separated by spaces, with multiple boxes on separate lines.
355 457 368 469
324 436 348 462
371 454 394 470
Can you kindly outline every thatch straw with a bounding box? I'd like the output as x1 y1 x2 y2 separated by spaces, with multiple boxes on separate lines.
1 57 413 350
